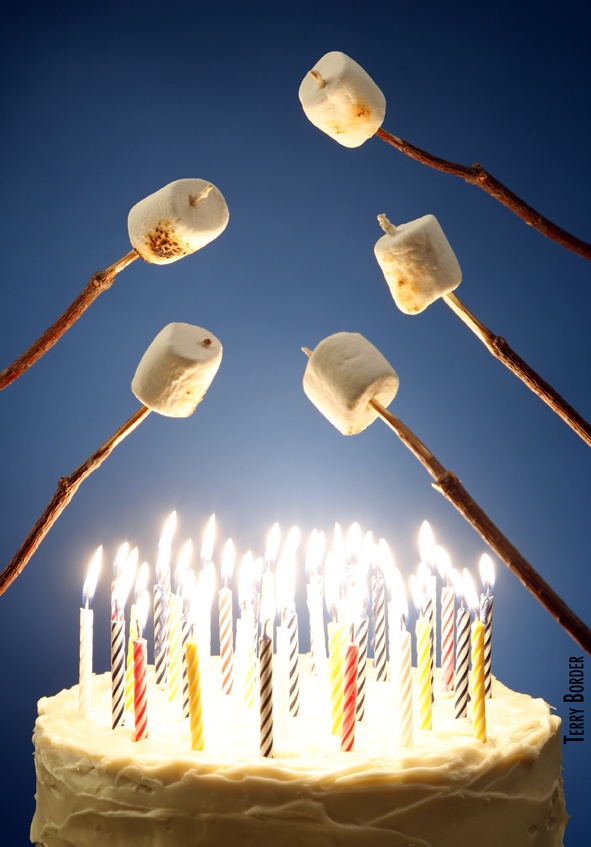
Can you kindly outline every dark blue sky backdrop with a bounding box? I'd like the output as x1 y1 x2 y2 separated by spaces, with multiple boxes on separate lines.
1 2 589 844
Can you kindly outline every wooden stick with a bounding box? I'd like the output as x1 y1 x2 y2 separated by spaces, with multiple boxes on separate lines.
0 405 151 595
0 249 139 391
375 126 591 261
368 397 591 656
442 292 591 448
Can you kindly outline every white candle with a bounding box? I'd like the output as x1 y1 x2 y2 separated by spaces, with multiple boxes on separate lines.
79 546 102 716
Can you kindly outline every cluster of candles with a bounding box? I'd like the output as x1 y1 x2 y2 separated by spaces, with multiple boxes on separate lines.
79 514 495 758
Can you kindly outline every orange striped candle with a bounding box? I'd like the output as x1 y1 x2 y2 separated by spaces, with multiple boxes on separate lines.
185 632 204 751
341 631 358 752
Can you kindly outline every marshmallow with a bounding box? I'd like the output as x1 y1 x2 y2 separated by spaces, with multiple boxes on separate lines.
131 323 222 417
303 332 399 435
374 214 462 314
299 52 386 148
128 179 229 264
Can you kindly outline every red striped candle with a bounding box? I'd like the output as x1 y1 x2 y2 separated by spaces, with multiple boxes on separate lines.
341 633 358 752
133 636 148 741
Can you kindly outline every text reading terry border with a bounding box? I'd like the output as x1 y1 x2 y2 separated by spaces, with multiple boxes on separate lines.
563 656 584 745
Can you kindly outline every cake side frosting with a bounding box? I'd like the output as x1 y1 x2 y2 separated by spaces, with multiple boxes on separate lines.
31 658 567 847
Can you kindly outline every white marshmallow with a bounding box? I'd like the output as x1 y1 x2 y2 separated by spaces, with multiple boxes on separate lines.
303 332 399 435
299 52 386 148
128 179 229 264
374 214 462 314
131 323 222 417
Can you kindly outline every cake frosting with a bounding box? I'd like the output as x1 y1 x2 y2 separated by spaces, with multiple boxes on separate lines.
31 658 567 847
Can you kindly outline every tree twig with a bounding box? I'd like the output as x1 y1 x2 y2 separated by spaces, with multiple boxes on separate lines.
442 292 591 448
0 405 151 595
375 126 591 261
368 397 591 656
0 249 139 391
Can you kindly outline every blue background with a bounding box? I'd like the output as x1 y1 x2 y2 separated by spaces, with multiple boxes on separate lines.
1 1 589 843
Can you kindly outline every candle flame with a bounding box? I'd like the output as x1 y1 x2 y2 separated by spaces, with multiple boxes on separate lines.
82 546 102 607
418 520 435 566
113 542 129 578
346 522 362 565
409 573 424 615
276 551 296 613
451 567 466 603
221 539 235 583
175 539 193 592
323 550 338 615
391 567 408 621
479 553 495 591
135 588 150 637
135 561 149 598
260 591 276 628
201 514 216 565
434 545 452 582
305 528 325 577
238 551 255 606
378 538 395 587
265 522 280 566
182 568 195 609
156 511 176 584
462 568 480 612
283 525 301 557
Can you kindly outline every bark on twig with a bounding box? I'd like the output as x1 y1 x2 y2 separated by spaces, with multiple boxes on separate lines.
442 292 591 448
375 126 591 261
0 405 151 595
369 398 591 656
0 250 139 391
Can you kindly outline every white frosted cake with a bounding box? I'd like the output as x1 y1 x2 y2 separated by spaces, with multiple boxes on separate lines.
31 657 567 847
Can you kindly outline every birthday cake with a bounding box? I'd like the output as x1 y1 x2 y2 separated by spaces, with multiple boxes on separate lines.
31 657 567 847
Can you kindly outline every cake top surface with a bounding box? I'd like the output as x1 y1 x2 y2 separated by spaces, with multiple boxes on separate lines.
35 659 559 788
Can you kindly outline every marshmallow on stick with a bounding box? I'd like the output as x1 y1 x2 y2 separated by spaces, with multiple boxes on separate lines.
375 213 591 448
302 331 399 435
0 323 222 595
302 334 591 655
128 179 229 264
0 179 228 392
298 52 590 259
298 52 386 148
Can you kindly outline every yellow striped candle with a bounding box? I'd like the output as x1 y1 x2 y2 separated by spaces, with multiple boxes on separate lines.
124 612 138 714
328 620 345 735
185 634 204 751
416 615 432 730
471 616 487 742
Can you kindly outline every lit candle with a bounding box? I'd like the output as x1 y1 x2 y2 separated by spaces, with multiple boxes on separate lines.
185 626 204 751
464 569 487 742
419 521 437 690
411 575 432 731
154 511 176 687
79 546 102 716
181 569 195 719
306 529 327 677
238 552 257 709
168 540 191 703
259 598 275 758
371 553 387 682
111 548 136 729
133 588 150 742
397 585 413 747
479 554 495 699
124 557 145 716
219 539 235 695
453 569 470 720
275 621 290 736
277 533 300 717
341 625 359 752
435 545 455 692
325 552 346 735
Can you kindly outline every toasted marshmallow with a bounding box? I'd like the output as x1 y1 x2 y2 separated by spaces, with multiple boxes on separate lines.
131 323 222 417
374 214 462 314
299 52 386 148
128 179 229 264
303 332 399 435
